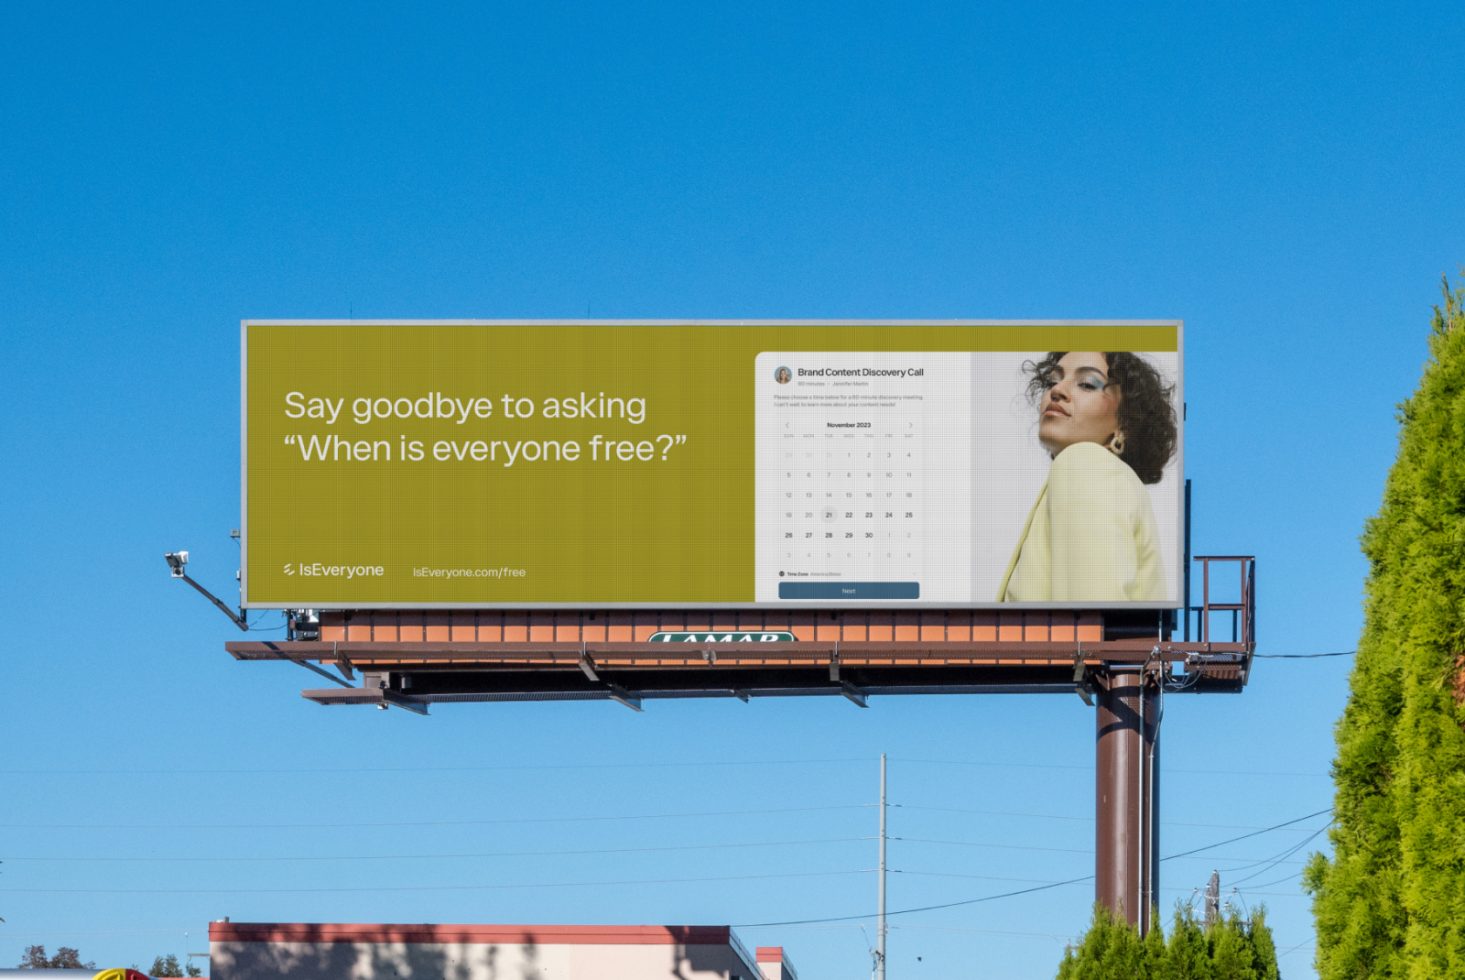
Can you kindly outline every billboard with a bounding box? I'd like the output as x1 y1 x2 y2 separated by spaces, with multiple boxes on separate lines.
243 321 1182 609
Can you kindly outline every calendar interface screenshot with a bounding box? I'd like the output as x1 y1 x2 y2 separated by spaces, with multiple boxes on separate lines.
755 352 975 603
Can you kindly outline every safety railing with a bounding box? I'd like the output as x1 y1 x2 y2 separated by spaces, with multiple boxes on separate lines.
1187 555 1255 649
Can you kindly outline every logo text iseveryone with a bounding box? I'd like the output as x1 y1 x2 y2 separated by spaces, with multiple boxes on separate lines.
285 562 385 579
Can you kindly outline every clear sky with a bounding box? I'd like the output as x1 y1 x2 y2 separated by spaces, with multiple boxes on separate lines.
2 2 1461 978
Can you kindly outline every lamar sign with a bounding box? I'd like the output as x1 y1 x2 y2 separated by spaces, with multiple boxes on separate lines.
648 632 797 643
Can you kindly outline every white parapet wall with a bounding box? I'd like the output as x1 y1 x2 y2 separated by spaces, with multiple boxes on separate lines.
755 945 798 980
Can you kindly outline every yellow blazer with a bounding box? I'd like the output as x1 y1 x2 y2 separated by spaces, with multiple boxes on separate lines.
997 442 1167 602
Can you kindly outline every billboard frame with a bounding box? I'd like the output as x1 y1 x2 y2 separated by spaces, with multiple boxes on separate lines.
241 319 1185 612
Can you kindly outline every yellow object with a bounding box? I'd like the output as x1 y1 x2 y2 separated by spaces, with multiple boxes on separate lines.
92 971 129 980
997 442 1167 602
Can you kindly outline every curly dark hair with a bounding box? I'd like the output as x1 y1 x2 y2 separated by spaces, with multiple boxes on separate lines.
1023 351 1177 484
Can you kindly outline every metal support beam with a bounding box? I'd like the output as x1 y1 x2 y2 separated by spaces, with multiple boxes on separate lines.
290 658 354 689
606 684 642 712
1073 653 1093 706
1095 668 1159 930
382 693 430 716
840 681 868 708
173 570 249 631
333 645 355 682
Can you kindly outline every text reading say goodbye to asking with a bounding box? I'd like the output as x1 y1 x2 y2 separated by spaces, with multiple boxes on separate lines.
279 391 686 468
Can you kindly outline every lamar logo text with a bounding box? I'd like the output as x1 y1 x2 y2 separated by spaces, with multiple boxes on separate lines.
648 631 796 643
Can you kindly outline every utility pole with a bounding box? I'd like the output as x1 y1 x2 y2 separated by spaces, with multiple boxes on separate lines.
1204 870 1221 927
877 752 888 980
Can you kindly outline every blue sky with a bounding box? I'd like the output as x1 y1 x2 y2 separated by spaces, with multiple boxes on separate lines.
2 2 1461 977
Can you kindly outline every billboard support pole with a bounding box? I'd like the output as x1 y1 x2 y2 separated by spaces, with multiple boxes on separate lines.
1095 666 1159 930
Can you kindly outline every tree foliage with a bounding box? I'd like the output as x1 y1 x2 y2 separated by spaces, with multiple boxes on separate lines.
18 945 95 969
1055 904 1280 978
1305 276 1465 978
149 953 202 977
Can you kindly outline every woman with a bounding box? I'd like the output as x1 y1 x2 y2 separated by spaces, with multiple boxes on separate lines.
997 351 1177 602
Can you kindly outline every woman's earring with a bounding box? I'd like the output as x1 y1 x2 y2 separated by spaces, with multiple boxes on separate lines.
1108 430 1126 456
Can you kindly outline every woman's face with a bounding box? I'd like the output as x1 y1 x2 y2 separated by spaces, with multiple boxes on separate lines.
1036 352 1121 455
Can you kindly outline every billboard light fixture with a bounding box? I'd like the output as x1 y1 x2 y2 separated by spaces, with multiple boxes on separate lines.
289 609 322 641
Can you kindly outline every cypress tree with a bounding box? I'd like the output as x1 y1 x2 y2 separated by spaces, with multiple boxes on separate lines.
1391 280 1465 977
1306 276 1465 978
1055 902 1280 978
1057 945 1079 980
1094 914 1148 978
1163 906 1215 980
1058 905 1150 980
1246 908 1280 980
1144 911 1170 976
1210 911 1259 980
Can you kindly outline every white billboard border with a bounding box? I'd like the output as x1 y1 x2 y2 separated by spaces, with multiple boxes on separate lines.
240 319 1184 612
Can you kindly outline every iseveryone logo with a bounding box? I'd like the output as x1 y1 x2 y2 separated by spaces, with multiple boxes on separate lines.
648 631 796 643
282 562 384 579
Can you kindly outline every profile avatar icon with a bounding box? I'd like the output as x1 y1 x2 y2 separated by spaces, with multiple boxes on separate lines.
774 366 793 384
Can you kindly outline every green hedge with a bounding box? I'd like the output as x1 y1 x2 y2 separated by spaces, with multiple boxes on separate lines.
1304 276 1465 978
1055 904 1280 979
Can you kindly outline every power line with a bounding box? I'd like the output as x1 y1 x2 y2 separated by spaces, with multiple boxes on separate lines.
0 868 874 896
894 837 1090 856
0 802 874 831
732 807 1333 928
0 757 871 777
1227 824 1332 886
894 804 1088 823
734 873 1099 927
1253 650 1354 659
891 923 1072 941
1175 854 1310 868
894 758 1328 778
1160 809 1332 862
2 757 1329 779
0 835 1313 869
4 835 873 864
1238 871 1305 891
1277 939 1314 959
897 758 1087 772
893 871 1309 901
0 809 1334 916
892 870 1068 885
895 803 1328 832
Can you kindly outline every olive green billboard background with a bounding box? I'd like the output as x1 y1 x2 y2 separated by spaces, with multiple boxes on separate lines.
243 321 1179 607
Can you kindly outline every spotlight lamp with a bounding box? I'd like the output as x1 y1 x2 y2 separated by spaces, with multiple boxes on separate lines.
164 550 190 578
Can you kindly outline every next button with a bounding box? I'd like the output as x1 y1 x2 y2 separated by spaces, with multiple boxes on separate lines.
778 582 921 600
